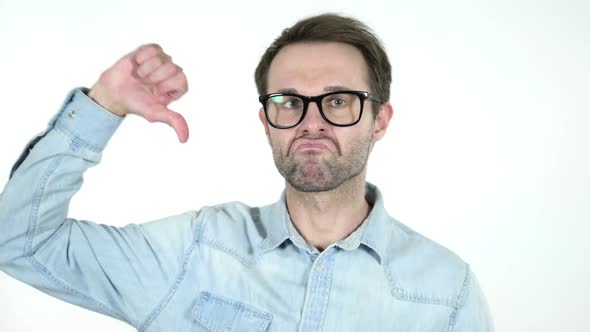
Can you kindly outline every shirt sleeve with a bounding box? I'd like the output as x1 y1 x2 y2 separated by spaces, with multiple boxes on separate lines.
450 267 495 331
0 88 200 330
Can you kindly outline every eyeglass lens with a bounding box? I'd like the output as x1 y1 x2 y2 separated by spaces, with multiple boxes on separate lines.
266 93 362 127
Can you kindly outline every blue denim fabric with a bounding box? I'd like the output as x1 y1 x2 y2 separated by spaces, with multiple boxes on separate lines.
0 88 494 331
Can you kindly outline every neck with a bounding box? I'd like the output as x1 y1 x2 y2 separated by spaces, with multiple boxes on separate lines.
285 173 371 251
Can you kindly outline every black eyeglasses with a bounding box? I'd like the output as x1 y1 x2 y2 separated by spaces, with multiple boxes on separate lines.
259 90 382 129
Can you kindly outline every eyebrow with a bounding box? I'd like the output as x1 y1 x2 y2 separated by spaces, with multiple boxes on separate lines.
275 85 352 95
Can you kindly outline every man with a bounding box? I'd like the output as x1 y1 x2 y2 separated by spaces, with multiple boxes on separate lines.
0 13 493 331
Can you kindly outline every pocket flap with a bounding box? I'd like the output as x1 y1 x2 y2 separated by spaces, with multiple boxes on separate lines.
193 292 272 332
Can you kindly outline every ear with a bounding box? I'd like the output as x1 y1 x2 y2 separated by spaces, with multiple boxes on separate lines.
258 107 271 143
373 102 394 142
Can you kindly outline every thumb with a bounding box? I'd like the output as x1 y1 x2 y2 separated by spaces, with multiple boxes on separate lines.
145 106 190 143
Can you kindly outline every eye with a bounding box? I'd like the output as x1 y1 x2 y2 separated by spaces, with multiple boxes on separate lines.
281 97 303 109
285 100 300 108
326 96 348 107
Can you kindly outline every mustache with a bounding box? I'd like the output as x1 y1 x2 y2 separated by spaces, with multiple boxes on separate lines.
288 134 341 156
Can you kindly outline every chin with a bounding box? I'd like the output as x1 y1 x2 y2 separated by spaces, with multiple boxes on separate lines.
288 175 341 193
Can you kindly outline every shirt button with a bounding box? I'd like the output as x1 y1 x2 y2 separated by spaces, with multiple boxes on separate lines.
68 109 76 118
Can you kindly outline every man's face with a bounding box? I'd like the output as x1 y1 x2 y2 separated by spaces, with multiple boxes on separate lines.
259 42 390 192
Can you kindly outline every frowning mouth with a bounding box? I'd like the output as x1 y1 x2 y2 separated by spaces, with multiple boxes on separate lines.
297 142 327 150
291 139 334 154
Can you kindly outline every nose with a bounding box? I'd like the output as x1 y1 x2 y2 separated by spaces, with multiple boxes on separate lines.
298 101 327 134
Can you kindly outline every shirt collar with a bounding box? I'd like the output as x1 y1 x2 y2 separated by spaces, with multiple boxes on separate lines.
259 182 395 264
259 191 291 253
324 182 392 264
356 182 393 264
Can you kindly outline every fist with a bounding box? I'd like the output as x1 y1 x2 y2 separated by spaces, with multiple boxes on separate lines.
88 44 189 143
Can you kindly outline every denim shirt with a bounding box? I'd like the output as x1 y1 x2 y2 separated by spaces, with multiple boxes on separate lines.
0 88 493 332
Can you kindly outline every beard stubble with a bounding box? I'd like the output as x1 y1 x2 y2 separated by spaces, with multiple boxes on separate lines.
271 129 374 192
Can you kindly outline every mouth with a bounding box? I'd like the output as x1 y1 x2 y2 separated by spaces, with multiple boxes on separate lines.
290 138 335 155
296 142 328 150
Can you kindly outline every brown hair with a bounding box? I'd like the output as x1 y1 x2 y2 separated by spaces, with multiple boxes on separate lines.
254 13 392 115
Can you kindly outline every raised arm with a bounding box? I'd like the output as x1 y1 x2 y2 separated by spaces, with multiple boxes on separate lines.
0 44 197 330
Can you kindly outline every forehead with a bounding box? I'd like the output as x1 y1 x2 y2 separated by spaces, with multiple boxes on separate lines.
267 41 370 94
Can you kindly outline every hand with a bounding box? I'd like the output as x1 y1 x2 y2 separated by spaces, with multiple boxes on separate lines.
88 44 189 143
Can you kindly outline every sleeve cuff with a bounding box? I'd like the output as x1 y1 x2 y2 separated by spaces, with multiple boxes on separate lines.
51 87 124 151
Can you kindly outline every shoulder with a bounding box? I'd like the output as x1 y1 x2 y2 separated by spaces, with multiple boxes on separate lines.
382 217 471 309
193 201 274 266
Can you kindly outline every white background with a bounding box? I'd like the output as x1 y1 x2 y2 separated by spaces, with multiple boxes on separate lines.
0 0 588 331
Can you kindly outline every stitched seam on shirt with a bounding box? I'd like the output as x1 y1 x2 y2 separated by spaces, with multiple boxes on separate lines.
197 207 257 268
383 263 458 307
447 264 471 331
360 235 383 264
196 292 274 320
139 241 200 332
27 256 126 321
23 125 83 255
139 211 204 332
300 261 318 331
24 154 64 255
317 252 335 332
54 123 102 152
199 240 256 267
23 139 126 323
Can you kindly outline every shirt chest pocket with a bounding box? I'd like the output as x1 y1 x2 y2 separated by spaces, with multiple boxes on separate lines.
193 292 273 332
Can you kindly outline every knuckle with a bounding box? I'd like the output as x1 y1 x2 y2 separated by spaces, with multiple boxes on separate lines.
180 71 188 84
158 54 171 65
137 44 159 59
145 43 162 51
165 62 177 74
